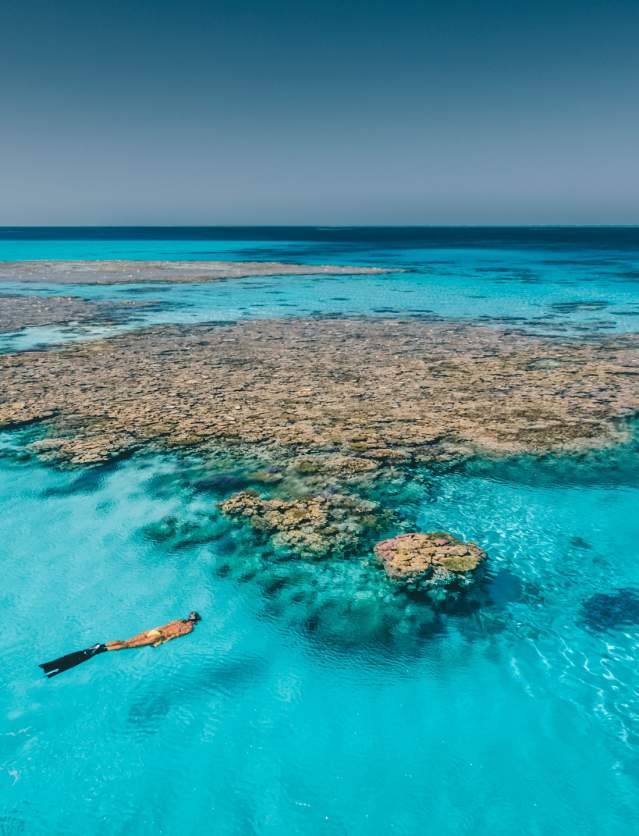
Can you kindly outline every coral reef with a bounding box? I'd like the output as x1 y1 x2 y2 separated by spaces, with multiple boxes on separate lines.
1 317 637 467
219 489 392 558
0 293 157 333
143 488 496 649
0 293 151 333
374 532 486 586
0 259 390 285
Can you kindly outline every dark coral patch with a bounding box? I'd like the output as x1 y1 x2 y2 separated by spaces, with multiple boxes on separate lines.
579 588 639 633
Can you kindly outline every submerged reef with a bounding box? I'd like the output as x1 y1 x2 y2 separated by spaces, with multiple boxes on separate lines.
136 464 494 650
219 489 394 558
374 532 486 586
579 588 639 634
1 317 638 467
0 259 390 285
0 293 152 333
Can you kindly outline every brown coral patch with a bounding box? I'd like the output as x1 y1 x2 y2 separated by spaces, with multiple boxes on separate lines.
374 532 486 583
219 490 391 558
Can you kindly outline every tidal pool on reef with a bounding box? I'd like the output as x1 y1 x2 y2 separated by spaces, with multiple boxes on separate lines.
1 433 639 834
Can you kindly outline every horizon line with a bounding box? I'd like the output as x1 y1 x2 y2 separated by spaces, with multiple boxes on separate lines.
1 224 639 230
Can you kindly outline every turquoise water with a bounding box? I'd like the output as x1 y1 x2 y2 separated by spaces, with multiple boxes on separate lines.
1 229 639 833
2 439 639 834
1 228 639 353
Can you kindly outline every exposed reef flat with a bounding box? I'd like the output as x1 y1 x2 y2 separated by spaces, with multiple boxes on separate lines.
1 317 638 467
0 259 390 285
0 293 155 333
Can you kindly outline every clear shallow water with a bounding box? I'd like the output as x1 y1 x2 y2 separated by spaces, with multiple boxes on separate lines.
1 228 639 834
1 227 639 353
1 435 639 834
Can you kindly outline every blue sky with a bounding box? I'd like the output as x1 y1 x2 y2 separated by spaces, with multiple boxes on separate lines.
1 0 637 224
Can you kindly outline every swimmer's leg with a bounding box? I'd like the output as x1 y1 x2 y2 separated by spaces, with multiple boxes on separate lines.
39 644 107 678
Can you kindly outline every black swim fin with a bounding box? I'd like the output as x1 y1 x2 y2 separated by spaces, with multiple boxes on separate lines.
39 643 107 678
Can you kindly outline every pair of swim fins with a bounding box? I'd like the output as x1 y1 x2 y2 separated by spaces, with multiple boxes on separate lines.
39 643 107 678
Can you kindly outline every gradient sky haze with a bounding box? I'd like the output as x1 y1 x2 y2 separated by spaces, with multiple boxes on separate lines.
1 0 638 224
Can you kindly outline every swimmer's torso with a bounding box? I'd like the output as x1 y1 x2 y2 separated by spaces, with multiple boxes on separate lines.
106 618 194 650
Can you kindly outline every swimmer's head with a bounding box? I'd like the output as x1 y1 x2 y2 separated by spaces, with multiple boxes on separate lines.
188 611 202 622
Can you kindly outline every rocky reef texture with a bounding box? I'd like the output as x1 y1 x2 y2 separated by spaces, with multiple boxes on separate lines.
0 259 390 285
219 489 391 558
1 294 116 333
1 317 638 466
374 532 486 586
0 293 157 334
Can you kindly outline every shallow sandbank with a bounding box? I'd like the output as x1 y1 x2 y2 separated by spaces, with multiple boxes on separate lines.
0 259 391 285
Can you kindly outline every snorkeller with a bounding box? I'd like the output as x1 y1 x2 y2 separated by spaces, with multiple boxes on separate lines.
39 612 202 678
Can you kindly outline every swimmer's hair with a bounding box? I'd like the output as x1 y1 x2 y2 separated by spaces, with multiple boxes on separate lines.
188 611 202 622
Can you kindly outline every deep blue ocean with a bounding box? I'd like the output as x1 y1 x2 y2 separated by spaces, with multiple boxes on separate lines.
1 228 639 834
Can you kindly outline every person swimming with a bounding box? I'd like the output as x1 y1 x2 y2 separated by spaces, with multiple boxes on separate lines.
39 612 201 678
